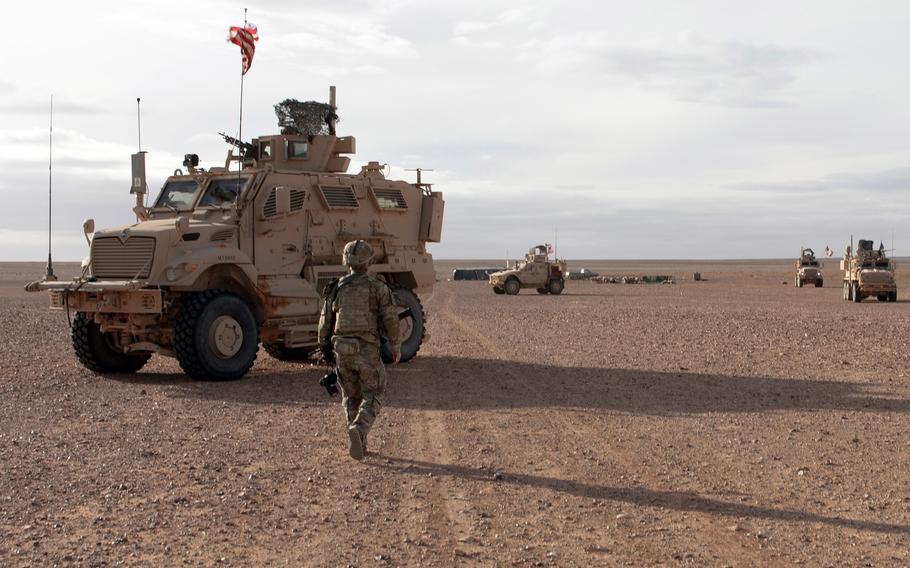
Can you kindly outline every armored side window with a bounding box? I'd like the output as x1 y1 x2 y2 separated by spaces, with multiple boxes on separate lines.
287 141 308 160
260 141 272 160
318 185 359 209
370 187 408 211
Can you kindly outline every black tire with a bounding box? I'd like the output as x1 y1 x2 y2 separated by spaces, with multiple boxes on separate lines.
492 286 505 295
536 288 549 295
815 280 823 288
381 285 425 364
71 312 151 374
504 278 521 295
852 282 862 303
174 290 259 380
548 278 565 295
890 291 898 302
264 343 314 362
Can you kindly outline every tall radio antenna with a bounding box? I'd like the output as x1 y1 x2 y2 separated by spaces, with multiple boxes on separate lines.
45 95 56 281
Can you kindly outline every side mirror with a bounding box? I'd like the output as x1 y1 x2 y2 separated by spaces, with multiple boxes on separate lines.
83 218 95 245
175 216 190 236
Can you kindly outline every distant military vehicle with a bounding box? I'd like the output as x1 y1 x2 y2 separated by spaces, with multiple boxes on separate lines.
452 267 502 281
26 87 444 379
841 239 896 302
795 248 823 288
565 268 599 280
489 245 566 295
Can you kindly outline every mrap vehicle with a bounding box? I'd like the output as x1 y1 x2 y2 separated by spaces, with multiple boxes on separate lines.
26 88 444 380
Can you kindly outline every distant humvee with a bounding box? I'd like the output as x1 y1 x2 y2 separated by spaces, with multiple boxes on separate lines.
795 248 823 288
489 245 566 295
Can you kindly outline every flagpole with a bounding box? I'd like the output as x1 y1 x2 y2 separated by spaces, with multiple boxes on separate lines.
45 95 56 281
237 7 247 180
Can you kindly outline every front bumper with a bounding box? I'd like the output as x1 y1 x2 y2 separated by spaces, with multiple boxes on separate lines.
25 279 163 314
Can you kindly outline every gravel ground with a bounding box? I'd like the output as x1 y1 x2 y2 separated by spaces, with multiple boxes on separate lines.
2 259 909 566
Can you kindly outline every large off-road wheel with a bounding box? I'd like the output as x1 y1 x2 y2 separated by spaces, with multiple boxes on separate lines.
264 343 314 362
795 277 803 288
852 282 862 303
548 278 565 295
381 285 425 364
504 278 521 295
815 280 823 288
889 291 898 302
71 312 151 374
843 281 850 301
492 286 505 295
174 290 259 380
536 288 549 294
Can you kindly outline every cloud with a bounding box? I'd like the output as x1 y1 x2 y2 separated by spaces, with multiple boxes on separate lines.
534 36 823 107
0 99 100 116
452 7 538 48
730 167 910 194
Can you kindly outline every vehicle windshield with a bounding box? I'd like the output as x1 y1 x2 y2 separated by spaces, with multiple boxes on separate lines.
198 176 249 208
154 180 199 210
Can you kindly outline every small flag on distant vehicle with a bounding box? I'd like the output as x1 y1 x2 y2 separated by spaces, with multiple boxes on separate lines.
228 23 259 75
825 246 833 257
546 243 554 254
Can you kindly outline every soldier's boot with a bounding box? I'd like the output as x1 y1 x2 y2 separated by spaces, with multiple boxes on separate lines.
348 425 365 461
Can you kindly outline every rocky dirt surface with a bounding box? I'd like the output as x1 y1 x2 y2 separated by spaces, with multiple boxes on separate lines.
2 259 910 566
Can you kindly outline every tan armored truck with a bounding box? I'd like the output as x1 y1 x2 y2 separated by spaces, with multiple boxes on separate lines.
795 248 823 288
841 239 896 302
489 245 566 295
26 89 445 380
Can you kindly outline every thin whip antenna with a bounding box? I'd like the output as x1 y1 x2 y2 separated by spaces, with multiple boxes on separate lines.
136 97 142 151
45 95 56 280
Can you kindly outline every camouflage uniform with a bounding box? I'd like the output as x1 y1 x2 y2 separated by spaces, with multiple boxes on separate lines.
318 241 400 460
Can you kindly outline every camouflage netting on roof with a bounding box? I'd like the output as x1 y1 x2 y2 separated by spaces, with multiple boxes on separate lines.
273 99 338 136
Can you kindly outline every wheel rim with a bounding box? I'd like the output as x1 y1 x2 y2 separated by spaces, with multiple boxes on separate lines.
399 310 414 342
209 315 244 359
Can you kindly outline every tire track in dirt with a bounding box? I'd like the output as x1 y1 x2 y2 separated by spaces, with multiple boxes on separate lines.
434 285 775 566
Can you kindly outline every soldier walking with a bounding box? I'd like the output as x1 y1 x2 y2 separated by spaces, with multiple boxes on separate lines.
318 240 400 460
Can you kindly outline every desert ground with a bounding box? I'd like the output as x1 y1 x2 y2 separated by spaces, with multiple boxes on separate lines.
2 258 910 566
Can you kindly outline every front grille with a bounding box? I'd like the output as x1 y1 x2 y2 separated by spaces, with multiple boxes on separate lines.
91 236 156 279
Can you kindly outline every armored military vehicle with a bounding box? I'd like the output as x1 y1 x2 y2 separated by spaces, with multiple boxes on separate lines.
841 239 896 302
489 245 566 295
26 88 445 379
795 248 823 288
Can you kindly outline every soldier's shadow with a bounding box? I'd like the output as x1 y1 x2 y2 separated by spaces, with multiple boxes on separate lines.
371 455 910 535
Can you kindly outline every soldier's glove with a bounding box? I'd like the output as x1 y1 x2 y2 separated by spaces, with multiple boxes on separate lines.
319 372 339 397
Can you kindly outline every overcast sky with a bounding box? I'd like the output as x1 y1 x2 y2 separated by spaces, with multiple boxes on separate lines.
2 1 909 261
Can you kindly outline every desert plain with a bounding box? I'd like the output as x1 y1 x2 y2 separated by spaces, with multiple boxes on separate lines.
2 258 910 566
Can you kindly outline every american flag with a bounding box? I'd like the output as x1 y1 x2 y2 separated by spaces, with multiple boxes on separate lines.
228 23 259 75
546 243 554 254
825 246 833 257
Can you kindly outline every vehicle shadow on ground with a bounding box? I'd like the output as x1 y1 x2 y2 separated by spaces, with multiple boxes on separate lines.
106 364 332 406
120 355 910 415
388 356 910 415
372 456 910 535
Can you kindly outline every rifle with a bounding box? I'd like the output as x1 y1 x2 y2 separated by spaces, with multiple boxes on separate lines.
218 131 257 157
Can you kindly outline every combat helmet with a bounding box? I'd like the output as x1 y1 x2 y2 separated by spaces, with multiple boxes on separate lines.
343 240 373 268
